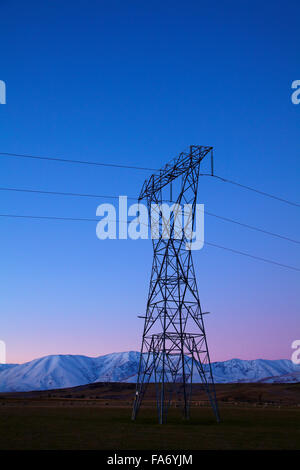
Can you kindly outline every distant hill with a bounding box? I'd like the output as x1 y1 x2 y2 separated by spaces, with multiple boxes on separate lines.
0 351 299 392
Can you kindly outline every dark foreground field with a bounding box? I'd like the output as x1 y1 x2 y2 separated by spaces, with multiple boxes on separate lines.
0 383 299 450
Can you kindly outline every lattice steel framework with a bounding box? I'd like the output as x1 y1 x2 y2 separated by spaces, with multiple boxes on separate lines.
132 145 220 424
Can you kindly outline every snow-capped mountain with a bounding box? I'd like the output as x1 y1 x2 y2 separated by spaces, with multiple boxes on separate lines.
210 358 300 383
0 352 299 393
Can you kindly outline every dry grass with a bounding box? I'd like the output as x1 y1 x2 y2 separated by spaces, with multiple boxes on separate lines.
0 403 299 450
0 382 299 450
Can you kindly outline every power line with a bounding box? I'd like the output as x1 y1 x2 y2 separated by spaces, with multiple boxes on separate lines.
1 151 299 207
0 186 137 201
204 241 300 272
0 212 299 272
205 209 300 245
0 185 299 245
213 175 300 208
0 213 100 223
0 151 157 171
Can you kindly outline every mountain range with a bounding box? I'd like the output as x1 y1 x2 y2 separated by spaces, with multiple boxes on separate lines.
0 351 299 393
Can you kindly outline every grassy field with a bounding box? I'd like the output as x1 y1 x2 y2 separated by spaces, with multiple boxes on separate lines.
0 404 299 450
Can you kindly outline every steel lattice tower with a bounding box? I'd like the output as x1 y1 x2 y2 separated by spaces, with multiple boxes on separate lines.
132 145 220 424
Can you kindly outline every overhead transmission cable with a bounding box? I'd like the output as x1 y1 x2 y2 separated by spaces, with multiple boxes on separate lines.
211 175 300 209
0 151 157 171
0 151 299 207
0 185 299 245
0 212 299 272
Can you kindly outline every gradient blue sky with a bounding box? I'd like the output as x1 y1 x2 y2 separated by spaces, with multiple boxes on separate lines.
0 0 299 364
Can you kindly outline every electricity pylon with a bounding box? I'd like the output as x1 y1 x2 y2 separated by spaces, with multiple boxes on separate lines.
132 145 220 424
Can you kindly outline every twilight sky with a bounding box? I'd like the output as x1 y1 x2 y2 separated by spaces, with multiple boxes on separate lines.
0 0 299 364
